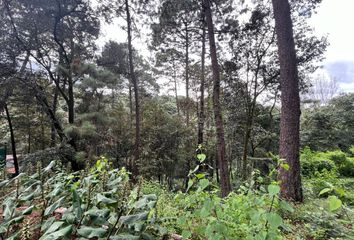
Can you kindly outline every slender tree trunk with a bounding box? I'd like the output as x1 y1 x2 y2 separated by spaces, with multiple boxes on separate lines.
51 87 59 146
272 0 303 202
129 83 133 130
26 105 31 153
126 0 140 175
198 14 206 145
4 104 19 176
68 77 74 124
185 24 190 126
172 60 180 116
204 0 231 197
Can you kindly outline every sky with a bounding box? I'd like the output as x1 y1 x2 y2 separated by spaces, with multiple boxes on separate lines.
309 0 354 92
97 0 354 93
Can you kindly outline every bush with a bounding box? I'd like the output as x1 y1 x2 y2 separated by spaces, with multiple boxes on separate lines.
327 150 347 165
338 158 354 177
301 158 336 176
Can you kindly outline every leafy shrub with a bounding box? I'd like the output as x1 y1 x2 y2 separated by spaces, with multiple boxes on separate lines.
338 157 354 177
301 158 335 176
0 157 164 239
327 150 347 165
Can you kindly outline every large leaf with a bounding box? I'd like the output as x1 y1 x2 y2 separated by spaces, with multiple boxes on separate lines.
43 161 56 173
119 212 149 225
77 226 107 238
110 234 140 240
96 193 117 205
197 179 209 192
267 184 280 196
279 200 294 213
3 198 16 220
44 196 66 216
42 221 64 236
22 205 35 215
39 225 72 240
328 195 342 212
72 190 82 219
266 212 283 229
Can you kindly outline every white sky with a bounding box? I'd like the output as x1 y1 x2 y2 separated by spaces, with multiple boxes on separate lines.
309 0 354 63
97 0 354 93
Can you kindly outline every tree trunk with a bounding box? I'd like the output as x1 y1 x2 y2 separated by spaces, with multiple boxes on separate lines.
272 0 303 202
185 24 190 126
4 103 19 176
126 0 140 175
204 0 231 197
198 13 206 145
51 87 59 147
172 60 180 116
68 77 75 124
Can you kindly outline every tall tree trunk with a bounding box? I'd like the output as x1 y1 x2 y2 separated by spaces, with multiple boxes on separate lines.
126 0 140 175
185 24 190 126
204 0 231 197
198 13 206 145
68 77 75 124
51 87 59 147
4 104 19 176
26 104 31 153
272 0 303 202
172 60 180 116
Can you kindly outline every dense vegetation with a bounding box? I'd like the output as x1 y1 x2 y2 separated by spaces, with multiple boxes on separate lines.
0 0 353 239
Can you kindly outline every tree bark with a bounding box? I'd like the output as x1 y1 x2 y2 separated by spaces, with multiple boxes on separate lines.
272 0 303 202
4 103 19 176
126 0 140 175
185 23 190 126
198 12 206 145
51 87 59 146
204 0 231 197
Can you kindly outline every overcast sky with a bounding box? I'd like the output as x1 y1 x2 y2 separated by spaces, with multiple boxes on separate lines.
98 0 354 92
309 0 354 92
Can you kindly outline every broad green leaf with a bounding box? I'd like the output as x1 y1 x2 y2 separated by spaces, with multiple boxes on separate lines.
319 188 332 196
72 190 82 219
196 173 206 179
328 195 342 212
119 212 149 225
77 226 107 238
3 198 16 220
267 184 280 196
280 163 290 171
0 179 9 188
266 212 283 229
39 225 72 240
43 161 56 173
110 234 139 240
20 192 35 202
44 196 66 216
41 217 56 232
197 153 206 162
198 179 209 192
42 221 64 236
22 205 35 215
186 179 193 192
96 193 117 205
279 200 294 213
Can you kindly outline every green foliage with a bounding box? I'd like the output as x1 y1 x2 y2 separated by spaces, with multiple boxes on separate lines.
338 157 354 177
156 177 292 239
300 147 354 177
0 158 163 239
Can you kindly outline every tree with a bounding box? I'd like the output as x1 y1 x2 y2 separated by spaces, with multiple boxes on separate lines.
204 0 231 197
272 0 303 202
